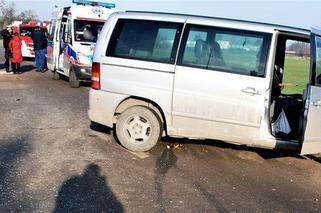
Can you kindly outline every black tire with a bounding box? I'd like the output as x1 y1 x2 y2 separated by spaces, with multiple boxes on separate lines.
69 67 80 88
116 106 163 152
51 70 60 80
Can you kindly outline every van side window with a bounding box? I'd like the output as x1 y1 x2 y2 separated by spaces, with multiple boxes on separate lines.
316 37 321 86
178 25 271 77
107 19 181 64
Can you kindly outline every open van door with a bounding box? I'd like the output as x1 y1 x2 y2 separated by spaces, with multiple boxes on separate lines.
301 28 321 155
48 18 62 71
47 8 64 71
47 19 58 70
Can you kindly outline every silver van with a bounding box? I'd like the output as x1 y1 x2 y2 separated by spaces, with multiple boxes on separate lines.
88 11 321 154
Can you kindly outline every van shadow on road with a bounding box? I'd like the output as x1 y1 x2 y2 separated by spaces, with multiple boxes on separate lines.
306 154 321 164
161 137 305 160
89 122 113 135
89 120 306 161
154 147 177 213
153 146 230 213
53 163 123 213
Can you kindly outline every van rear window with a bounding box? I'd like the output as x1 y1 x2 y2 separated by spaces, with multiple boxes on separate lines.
106 19 181 64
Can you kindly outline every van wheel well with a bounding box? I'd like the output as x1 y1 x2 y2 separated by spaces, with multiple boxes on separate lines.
113 97 167 135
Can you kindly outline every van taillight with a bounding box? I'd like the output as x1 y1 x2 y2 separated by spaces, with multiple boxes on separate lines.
91 62 100 90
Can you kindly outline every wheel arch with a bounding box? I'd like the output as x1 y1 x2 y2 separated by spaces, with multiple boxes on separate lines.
113 97 168 135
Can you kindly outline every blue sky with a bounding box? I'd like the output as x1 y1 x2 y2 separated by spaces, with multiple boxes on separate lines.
8 0 321 29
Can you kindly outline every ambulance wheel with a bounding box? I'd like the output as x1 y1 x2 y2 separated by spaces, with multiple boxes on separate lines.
52 70 60 80
69 67 80 88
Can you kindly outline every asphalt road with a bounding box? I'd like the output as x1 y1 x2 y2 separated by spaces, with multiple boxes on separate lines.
1 59 321 212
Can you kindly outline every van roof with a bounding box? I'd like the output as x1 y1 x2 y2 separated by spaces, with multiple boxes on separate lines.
122 11 310 36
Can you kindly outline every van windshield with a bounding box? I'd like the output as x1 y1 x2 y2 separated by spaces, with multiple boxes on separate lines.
74 20 104 43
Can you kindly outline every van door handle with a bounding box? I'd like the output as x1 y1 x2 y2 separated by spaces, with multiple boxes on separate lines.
311 99 321 107
241 87 261 96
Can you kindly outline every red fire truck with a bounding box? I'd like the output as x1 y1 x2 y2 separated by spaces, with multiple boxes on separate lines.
13 21 48 58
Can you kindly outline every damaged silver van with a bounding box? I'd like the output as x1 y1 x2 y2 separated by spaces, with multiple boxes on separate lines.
88 11 321 154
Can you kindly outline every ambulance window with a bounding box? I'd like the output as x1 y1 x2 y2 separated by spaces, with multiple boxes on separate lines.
74 20 104 42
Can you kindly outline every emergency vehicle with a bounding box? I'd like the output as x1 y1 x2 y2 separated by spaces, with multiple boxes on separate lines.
19 21 38 58
47 0 115 87
12 21 47 58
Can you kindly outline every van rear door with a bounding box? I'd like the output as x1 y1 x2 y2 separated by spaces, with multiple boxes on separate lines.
301 29 321 155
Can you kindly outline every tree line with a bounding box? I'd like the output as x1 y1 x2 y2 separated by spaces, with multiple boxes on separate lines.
287 40 310 57
0 0 38 29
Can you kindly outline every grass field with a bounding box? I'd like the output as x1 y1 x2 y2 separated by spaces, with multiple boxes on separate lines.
282 56 310 94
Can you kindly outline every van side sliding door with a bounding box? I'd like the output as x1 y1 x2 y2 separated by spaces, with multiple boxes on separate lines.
301 30 321 155
172 22 272 144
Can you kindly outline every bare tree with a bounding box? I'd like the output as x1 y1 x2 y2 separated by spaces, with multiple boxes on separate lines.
0 0 16 28
288 41 310 57
17 9 38 23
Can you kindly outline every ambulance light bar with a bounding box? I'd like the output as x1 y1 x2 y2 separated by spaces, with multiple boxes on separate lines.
72 0 116 8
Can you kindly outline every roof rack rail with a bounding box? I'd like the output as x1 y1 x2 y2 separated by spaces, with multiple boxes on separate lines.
125 10 309 32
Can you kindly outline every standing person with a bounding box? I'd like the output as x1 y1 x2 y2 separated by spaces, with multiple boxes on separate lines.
8 32 23 74
1 27 12 73
31 26 47 72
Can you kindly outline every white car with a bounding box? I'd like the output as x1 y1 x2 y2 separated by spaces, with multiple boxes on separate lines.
89 11 321 154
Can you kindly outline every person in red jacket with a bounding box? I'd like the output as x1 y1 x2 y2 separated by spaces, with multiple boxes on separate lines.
8 32 23 74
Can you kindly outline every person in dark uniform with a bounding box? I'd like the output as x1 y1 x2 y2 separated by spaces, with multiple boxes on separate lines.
31 26 47 72
1 27 12 73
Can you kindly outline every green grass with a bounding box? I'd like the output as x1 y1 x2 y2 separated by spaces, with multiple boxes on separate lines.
282 57 310 94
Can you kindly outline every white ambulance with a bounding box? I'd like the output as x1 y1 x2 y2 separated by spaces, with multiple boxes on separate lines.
47 0 115 87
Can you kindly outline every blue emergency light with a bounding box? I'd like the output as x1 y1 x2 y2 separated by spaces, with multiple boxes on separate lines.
72 0 116 8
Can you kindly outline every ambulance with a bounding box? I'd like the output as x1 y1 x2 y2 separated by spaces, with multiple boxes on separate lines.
47 0 115 87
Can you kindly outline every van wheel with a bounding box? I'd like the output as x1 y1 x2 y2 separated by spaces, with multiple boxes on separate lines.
69 67 80 88
116 106 163 152
52 70 60 80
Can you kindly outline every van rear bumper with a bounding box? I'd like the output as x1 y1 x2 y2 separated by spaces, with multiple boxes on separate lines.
88 89 128 128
